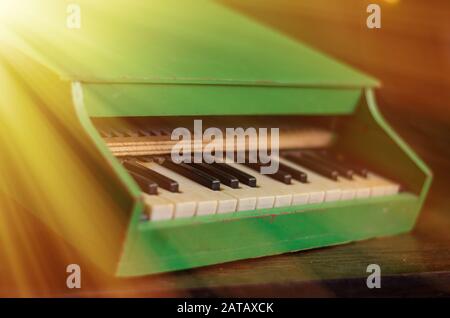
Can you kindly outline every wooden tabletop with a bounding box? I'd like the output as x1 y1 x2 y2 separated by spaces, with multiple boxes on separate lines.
129 115 450 297
1 107 448 297
69 112 450 297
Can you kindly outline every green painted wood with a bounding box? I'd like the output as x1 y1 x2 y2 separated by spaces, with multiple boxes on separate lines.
72 82 145 267
114 90 432 276
117 193 419 276
336 89 432 210
11 0 378 88
82 84 362 117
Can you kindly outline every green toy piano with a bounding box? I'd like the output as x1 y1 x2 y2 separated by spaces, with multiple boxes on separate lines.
1 0 431 277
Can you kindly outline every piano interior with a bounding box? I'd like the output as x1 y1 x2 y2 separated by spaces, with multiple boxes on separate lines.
91 115 404 222
78 99 431 278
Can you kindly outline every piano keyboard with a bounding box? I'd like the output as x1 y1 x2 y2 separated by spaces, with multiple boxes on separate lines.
122 150 401 221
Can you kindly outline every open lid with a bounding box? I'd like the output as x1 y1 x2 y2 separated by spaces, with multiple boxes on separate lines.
7 0 378 87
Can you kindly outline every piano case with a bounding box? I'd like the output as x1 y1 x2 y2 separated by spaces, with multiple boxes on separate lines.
2 0 432 276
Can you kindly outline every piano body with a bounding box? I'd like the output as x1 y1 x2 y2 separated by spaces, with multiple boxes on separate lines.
1 0 432 277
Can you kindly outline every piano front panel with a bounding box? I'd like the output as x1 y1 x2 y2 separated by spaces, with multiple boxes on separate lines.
71 89 431 277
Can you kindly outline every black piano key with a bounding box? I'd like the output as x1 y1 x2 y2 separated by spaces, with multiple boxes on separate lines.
160 128 172 136
138 128 154 136
302 151 354 180
211 163 257 187
323 150 369 178
344 162 368 178
283 153 339 181
189 163 239 188
277 162 308 183
149 128 172 137
142 156 157 162
122 129 139 137
244 162 292 185
309 150 355 178
115 129 127 137
149 129 162 136
137 129 152 137
128 171 158 195
98 129 113 138
161 160 221 191
123 161 179 192
142 156 166 165
110 129 126 137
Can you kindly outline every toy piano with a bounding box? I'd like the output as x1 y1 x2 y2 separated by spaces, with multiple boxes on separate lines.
1 0 431 277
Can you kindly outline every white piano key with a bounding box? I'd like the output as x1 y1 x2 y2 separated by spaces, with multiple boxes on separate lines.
352 176 372 199
227 183 273 210
384 184 400 196
142 162 237 216
142 193 174 221
220 163 278 210
216 198 238 214
281 156 400 201
307 190 325 204
232 163 293 208
218 184 258 212
340 172 398 198
335 176 381 201
277 157 339 203
159 187 198 218
146 164 215 216
334 178 357 201
201 164 260 212
256 195 276 209
235 195 258 212
365 173 400 197
290 184 310 205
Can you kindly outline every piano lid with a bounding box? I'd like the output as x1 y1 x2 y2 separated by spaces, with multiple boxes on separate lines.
6 0 379 88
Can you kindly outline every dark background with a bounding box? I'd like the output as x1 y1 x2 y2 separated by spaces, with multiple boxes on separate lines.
222 0 450 124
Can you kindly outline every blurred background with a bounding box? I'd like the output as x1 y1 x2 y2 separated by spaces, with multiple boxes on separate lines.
223 0 450 123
